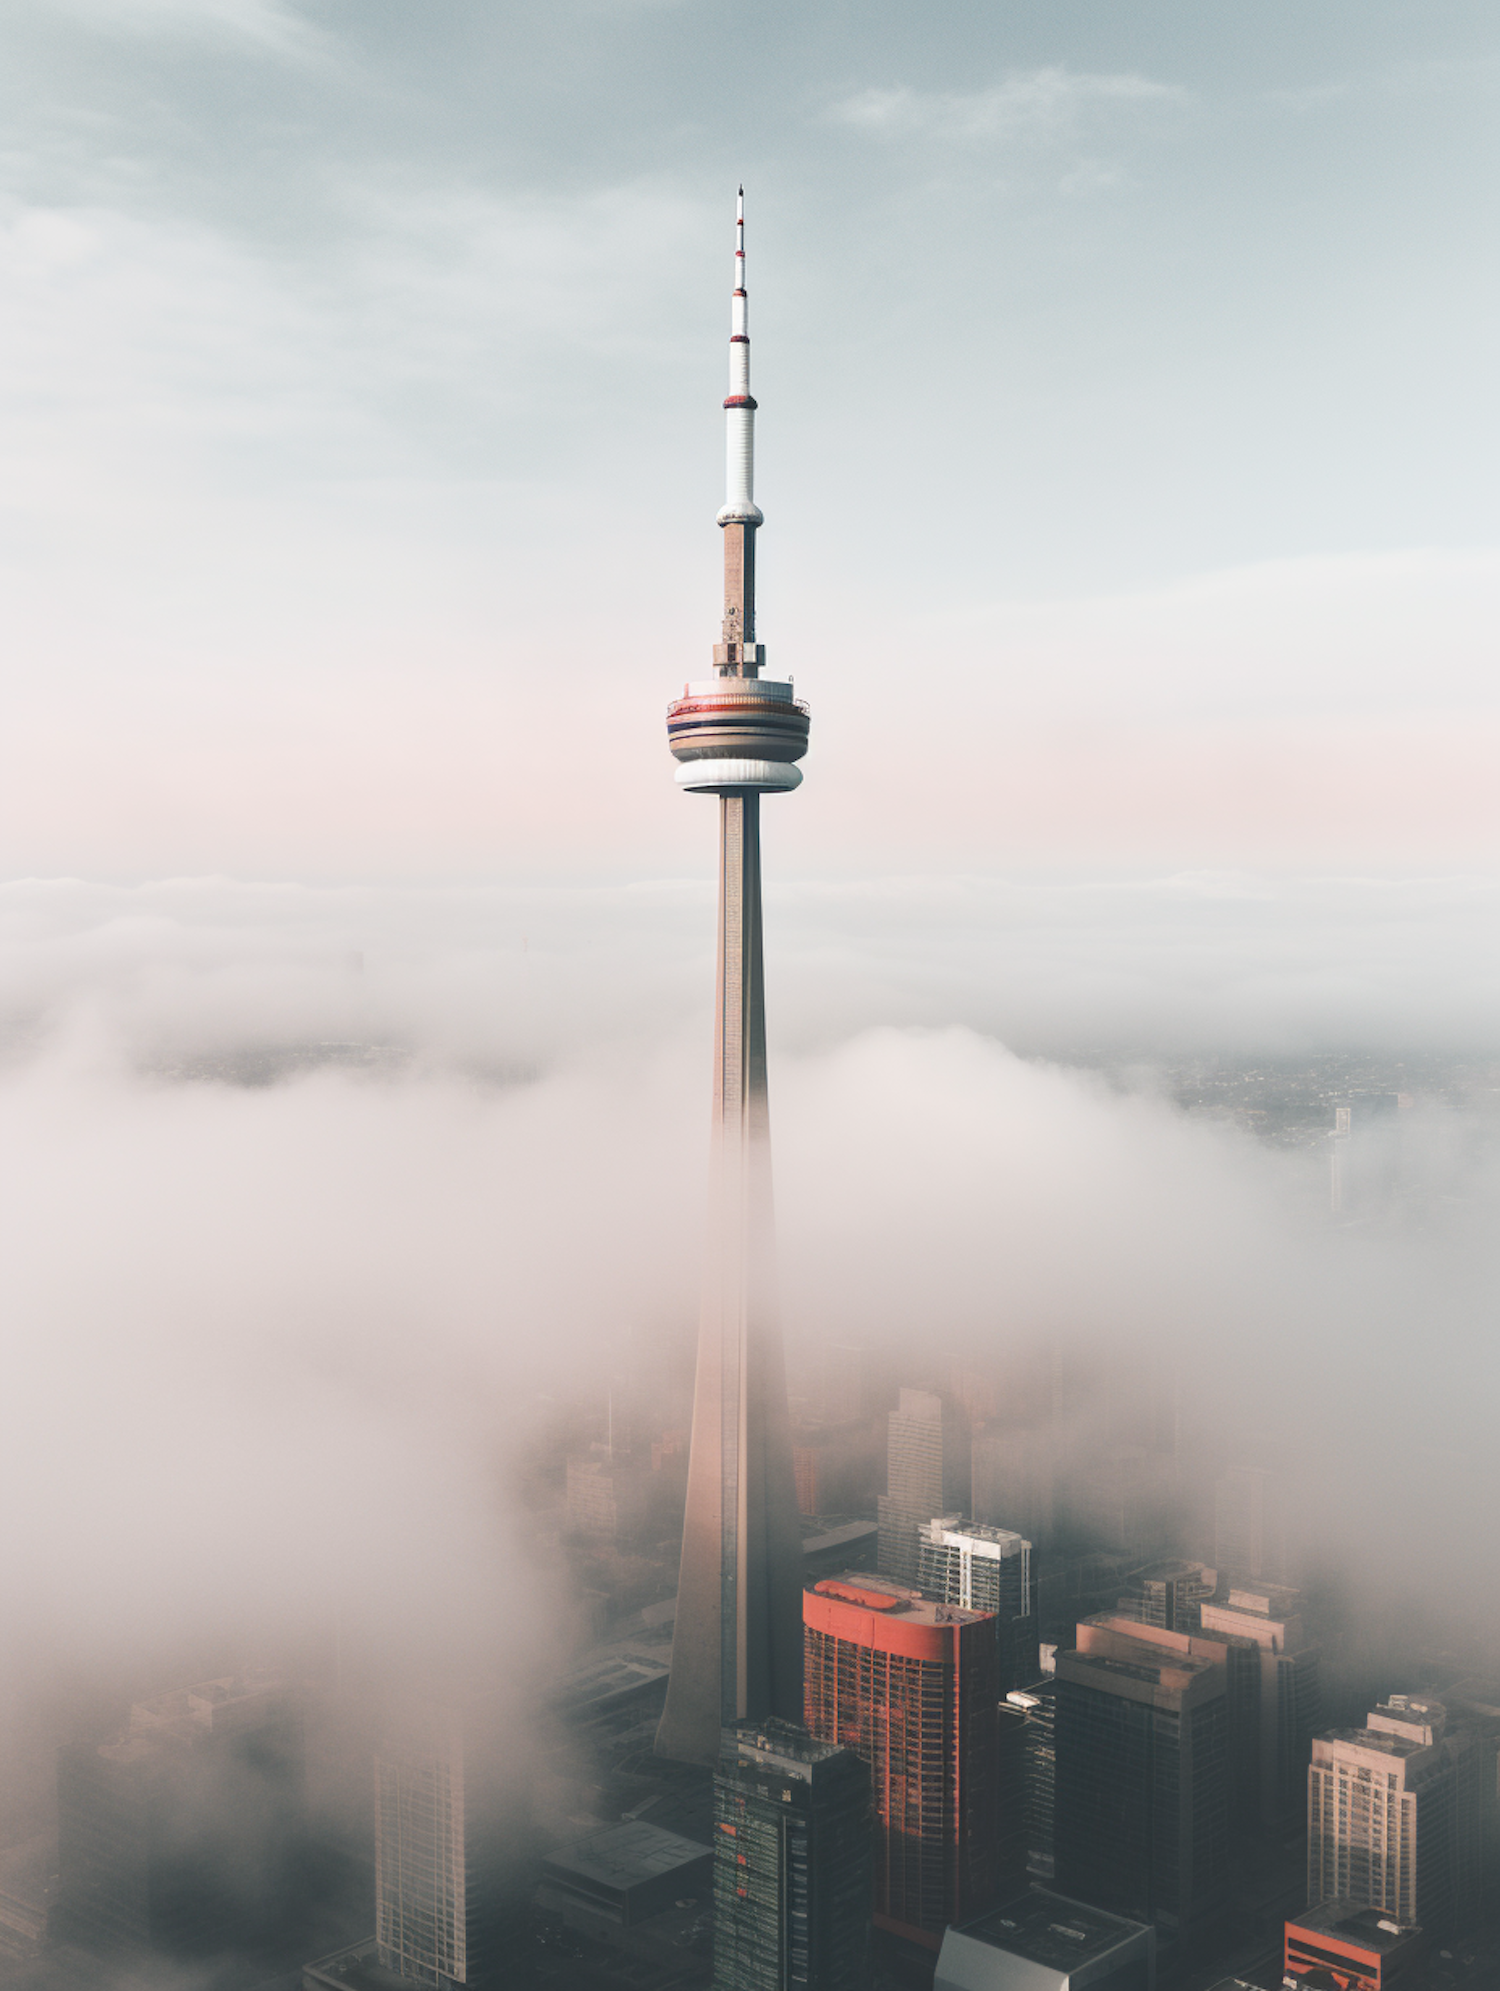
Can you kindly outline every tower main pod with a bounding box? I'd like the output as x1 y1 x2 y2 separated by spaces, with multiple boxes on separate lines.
656 193 809 1767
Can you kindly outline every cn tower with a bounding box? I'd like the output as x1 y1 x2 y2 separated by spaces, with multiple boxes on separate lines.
656 191 808 1766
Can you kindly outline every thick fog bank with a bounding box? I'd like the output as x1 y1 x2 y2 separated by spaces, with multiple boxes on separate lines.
0 875 1496 1687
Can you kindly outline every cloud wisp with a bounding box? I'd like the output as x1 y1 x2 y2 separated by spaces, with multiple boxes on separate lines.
828 67 1187 146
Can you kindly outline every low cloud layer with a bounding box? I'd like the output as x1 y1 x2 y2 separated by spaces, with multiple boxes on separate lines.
2 877 1497 1727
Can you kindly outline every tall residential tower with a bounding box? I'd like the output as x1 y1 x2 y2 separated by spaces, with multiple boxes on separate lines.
656 193 810 1766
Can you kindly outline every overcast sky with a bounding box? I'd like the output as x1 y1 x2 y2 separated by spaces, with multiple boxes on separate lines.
1 0 1496 897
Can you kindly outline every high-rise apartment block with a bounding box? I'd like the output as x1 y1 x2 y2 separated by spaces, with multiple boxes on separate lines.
877 1389 969 1587
1200 1584 1320 1830
712 1717 871 1991
57 1675 302 1958
1053 1627 1229 1954
918 1516 1039 1692
1307 1694 1482 1938
374 1701 523 1988
802 1574 1011 1945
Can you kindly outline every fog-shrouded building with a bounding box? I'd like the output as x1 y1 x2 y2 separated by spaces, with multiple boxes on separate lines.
971 1426 1057 1553
791 1420 878 1519
1214 1465 1297 1588
935 1885 1155 1991
1199 1584 1320 1830
373 1697 528 1988
1115 1561 1217 1636
57 1674 303 1958
802 1574 1010 1946
1331 1091 1404 1217
1307 1694 1482 1938
712 1717 871 1991
1053 1629 1229 1956
877 1389 970 1588
918 1516 1039 1693
565 1451 652 1544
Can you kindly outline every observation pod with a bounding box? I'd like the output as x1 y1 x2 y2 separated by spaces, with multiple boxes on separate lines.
667 678 810 794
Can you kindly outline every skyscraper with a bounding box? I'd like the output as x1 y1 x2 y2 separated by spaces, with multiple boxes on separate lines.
802 1574 1011 1946
56 1675 303 1959
1006 1683 1058 1881
877 1388 970 1587
1307 1694 1482 1937
373 1698 524 1989
657 192 810 1766
1199 1584 1321 1830
918 1515 1040 1692
712 1717 871 1991
1079 1614 1261 1831
1053 1628 1229 1956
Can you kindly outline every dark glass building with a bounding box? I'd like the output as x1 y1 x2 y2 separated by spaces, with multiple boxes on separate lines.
712 1717 870 1991
1053 1632 1228 1957
1006 1683 1058 1882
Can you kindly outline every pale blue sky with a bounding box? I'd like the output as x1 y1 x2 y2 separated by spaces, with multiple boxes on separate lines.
0 1 1496 889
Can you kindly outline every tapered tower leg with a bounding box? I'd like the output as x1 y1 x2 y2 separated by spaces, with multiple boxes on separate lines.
657 796 803 1764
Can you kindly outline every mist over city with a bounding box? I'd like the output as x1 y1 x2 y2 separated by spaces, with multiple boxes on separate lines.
1 5 1497 1991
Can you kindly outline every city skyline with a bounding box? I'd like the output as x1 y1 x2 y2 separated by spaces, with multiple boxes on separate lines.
1 6 1499 1990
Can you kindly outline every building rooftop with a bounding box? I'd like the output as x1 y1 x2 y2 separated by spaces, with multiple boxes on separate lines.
1060 1640 1218 1686
98 1674 289 1761
1314 1727 1425 1759
951 1887 1150 1970
809 1575 991 1627
921 1515 1029 1555
1289 1898 1422 1955
802 1519 879 1555
302 1939 409 1991
1221 1583 1301 1618
558 1648 671 1716
724 1717 850 1773
543 1820 711 1895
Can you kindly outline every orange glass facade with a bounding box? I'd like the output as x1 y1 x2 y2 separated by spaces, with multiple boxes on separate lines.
802 1578 1004 1947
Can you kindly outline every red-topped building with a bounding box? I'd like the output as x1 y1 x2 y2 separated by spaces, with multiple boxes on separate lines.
802 1575 1014 1947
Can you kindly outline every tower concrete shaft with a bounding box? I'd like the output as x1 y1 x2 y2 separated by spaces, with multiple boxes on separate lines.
656 192 807 1767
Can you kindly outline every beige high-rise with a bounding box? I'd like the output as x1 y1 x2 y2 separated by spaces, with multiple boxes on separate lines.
1307 1695 1482 1936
